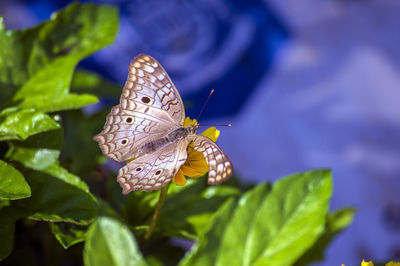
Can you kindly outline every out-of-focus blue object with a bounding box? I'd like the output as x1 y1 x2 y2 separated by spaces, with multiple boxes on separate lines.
91 0 288 119
2 0 287 119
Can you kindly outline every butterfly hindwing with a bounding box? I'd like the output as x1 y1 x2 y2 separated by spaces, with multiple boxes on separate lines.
117 139 189 193
189 135 233 185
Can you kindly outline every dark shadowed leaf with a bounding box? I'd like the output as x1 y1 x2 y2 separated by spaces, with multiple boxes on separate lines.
7 128 96 223
0 199 10 210
50 197 123 249
6 128 91 192
71 70 122 97
11 168 96 224
0 108 60 141
0 207 26 260
0 160 31 200
60 109 110 176
50 222 88 249
84 217 147 266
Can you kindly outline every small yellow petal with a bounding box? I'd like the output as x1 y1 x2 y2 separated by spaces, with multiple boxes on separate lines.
362 260 374 266
172 170 187 186
181 164 208 178
201 127 220 142
386 262 400 266
184 117 198 126
180 146 208 178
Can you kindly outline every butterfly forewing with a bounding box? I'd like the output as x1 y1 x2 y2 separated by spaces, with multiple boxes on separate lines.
122 54 185 125
94 54 185 162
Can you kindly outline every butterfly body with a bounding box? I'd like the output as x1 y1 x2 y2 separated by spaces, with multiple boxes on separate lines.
94 54 233 194
139 125 198 154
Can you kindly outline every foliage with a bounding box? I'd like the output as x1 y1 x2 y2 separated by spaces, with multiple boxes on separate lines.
0 3 355 266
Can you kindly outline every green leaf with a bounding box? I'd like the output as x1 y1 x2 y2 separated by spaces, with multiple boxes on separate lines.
158 179 241 239
6 126 62 169
294 208 356 266
50 197 123 249
71 70 122 97
50 222 87 249
84 217 148 266
0 213 15 260
0 207 25 260
6 129 96 224
6 142 60 171
179 198 237 266
0 3 118 110
0 159 31 200
0 108 60 141
7 128 91 193
125 189 159 227
216 183 271 266
60 109 110 176
0 199 10 210
179 169 333 266
245 169 332 266
11 168 96 224
17 93 98 113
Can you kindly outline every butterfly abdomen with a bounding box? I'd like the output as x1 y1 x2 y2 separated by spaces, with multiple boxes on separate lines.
139 137 169 153
139 126 195 154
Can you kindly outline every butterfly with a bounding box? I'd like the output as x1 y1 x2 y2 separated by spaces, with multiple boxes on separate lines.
93 54 233 194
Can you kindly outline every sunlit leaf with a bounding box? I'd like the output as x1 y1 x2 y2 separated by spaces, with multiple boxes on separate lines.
0 3 118 110
0 160 31 200
179 169 333 266
294 208 356 266
244 169 332 266
0 108 60 141
216 183 271 266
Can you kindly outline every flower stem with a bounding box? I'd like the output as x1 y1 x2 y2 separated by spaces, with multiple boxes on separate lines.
144 183 170 241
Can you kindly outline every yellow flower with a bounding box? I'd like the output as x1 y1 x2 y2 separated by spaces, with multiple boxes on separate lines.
172 117 219 186
343 260 400 266
386 262 400 266
361 260 374 266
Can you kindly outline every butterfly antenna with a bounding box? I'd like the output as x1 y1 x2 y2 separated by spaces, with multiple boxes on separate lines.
196 89 214 121
199 123 232 127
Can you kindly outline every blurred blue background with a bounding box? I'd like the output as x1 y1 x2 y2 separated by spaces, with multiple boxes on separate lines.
1 0 400 265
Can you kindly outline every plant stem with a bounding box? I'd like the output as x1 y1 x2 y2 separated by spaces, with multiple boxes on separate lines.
144 183 170 241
